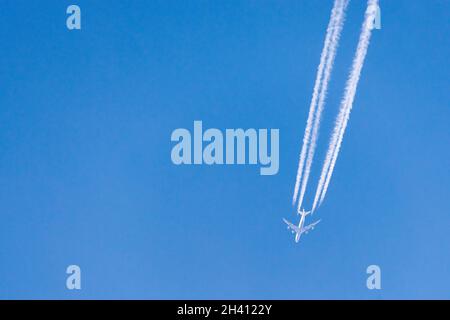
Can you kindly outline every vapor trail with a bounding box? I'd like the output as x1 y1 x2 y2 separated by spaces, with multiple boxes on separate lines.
296 0 349 212
312 0 379 211
292 0 348 206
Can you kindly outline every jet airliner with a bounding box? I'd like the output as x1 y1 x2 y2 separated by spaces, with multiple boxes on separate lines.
283 209 321 243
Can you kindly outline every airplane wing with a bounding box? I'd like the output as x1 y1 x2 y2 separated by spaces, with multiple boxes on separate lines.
283 218 300 233
302 219 321 233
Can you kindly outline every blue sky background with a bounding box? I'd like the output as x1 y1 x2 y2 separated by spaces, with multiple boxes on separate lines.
0 0 449 299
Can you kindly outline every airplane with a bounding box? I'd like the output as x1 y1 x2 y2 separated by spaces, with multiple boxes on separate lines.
283 209 321 243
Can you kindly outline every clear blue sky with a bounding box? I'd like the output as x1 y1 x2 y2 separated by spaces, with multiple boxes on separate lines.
0 1 449 299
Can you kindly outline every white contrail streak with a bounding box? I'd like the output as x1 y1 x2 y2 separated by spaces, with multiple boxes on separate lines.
296 0 349 212
292 0 348 206
312 0 379 211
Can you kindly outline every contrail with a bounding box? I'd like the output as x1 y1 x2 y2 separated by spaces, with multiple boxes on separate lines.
296 0 349 212
292 0 346 205
312 0 379 211
292 0 348 206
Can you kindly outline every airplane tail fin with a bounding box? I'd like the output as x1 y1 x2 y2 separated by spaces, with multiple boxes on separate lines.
297 209 311 216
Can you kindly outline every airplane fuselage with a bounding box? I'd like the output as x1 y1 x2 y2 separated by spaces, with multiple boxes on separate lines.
294 214 306 242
